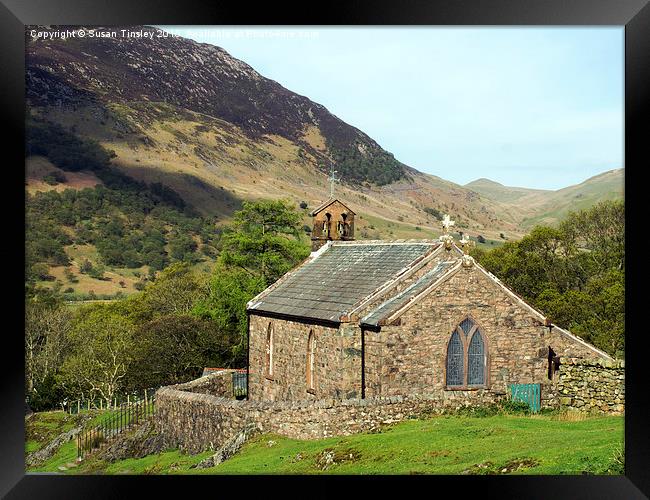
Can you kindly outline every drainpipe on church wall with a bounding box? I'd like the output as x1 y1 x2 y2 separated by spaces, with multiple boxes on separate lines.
361 327 366 399
246 312 250 400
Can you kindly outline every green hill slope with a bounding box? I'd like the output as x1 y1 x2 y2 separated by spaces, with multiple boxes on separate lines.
466 169 624 229
25 25 624 296
33 413 624 475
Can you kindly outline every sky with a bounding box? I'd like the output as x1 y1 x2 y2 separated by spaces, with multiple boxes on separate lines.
160 27 623 191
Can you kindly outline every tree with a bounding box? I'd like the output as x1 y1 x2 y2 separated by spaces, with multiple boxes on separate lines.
80 259 93 274
194 268 265 364
123 262 209 323
31 262 53 281
25 294 72 398
64 267 78 283
472 200 624 357
88 263 106 280
218 199 310 285
127 314 236 389
195 200 310 364
59 305 136 407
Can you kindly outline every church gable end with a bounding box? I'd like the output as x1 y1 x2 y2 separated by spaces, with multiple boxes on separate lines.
362 257 611 398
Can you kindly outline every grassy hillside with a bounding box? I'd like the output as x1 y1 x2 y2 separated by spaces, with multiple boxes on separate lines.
24 119 224 299
519 169 624 229
465 178 549 204
25 25 624 296
465 170 624 230
30 413 623 475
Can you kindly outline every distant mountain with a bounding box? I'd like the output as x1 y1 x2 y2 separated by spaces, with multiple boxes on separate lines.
25 25 623 245
26 25 407 186
25 25 520 241
465 178 549 204
465 169 624 228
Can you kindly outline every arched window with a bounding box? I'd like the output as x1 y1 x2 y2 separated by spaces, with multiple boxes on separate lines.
446 330 464 386
324 213 332 238
467 330 486 385
446 317 488 388
307 330 315 391
266 322 274 377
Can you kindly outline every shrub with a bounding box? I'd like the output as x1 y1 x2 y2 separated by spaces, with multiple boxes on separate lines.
88 264 106 280
453 399 532 417
43 171 67 185
63 267 78 283
424 207 444 220
299 201 308 210
32 262 54 281
79 260 93 274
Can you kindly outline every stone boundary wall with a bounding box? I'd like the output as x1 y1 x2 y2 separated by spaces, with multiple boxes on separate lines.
155 379 501 454
551 358 625 414
177 370 235 398
155 358 625 455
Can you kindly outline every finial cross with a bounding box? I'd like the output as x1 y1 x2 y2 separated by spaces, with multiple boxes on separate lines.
329 167 339 198
441 214 455 234
460 233 475 255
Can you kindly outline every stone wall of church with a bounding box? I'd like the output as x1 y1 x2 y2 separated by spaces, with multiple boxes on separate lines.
363 262 606 399
248 315 362 401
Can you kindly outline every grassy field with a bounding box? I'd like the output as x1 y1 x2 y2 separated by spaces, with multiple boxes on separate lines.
26 408 137 472
29 412 623 475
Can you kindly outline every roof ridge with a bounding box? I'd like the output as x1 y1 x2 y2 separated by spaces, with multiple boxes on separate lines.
247 241 438 322
332 239 440 245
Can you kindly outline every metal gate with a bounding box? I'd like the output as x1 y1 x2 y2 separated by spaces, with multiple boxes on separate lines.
509 383 541 413
233 371 247 399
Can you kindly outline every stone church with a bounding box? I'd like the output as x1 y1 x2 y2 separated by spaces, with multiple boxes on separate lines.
245 198 612 402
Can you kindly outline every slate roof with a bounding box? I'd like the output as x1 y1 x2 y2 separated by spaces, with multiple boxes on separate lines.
361 260 457 327
247 241 439 323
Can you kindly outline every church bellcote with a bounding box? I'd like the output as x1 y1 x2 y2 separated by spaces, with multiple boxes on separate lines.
309 198 356 252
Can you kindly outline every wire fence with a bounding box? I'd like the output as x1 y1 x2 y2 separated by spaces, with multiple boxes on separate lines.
76 388 156 461
63 389 157 415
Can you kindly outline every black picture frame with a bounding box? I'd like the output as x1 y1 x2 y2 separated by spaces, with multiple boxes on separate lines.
2 1 648 498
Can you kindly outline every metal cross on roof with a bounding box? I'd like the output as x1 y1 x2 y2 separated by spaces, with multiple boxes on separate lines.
329 167 340 198
441 214 455 234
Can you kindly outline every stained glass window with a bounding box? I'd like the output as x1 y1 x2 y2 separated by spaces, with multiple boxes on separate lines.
468 330 485 385
459 318 475 337
446 330 464 386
